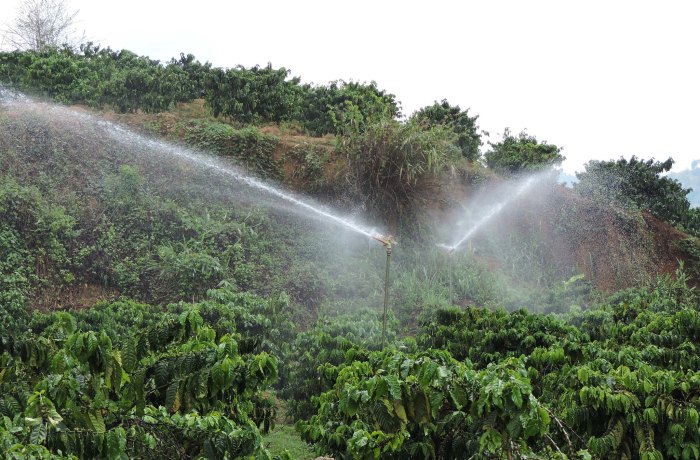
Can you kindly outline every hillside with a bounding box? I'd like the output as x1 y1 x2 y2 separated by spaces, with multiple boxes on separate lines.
4 92 697 309
3 47 700 459
97 98 700 295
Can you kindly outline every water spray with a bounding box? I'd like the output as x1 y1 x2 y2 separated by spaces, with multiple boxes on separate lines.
439 175 538 252
372 233 395 350
436 175 545 305
0 88 404 351
436 243 457 305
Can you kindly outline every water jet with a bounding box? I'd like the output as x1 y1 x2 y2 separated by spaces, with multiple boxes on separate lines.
440 175 540 252
0 86 383 241
0 87 401 342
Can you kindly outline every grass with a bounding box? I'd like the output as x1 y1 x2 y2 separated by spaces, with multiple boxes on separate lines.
262 424 317 459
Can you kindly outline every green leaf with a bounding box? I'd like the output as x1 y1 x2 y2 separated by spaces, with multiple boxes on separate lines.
511 389 523 409
386 375 402 400
428 389 443 418
30 422 48 445
122 339 137 372
448 386 468 409
393 400 408 423
166 380 181 413
88 411 106 433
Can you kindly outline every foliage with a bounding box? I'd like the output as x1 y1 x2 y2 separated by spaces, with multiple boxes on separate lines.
204 64 304 124
0 48 399 141
279 309 394 422
485 129 564 175
90 165 279 303
418 306 585 367
294 272 700 459
0 46 206 112
300 80 400 136
0 298 281 458
575 156 700 235
411 99 482 161
182 120 282 178
188 286 297 362
343 119 461 224
164 52 213 100
298 349 554 459
284 142 331 191
0 178 79 323
92 48 194 113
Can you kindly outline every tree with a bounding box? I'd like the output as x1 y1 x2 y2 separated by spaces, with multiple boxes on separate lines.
485 128 564 175
204 63 304 123
412 99 482 161
3 0 82 51
300 80 400 136
575 156 700 234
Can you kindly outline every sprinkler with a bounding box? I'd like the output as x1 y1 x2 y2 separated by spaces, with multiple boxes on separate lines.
372 234 395 350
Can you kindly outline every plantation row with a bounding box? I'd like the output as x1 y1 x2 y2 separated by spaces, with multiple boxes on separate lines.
0 45 399 136
2 270 699 458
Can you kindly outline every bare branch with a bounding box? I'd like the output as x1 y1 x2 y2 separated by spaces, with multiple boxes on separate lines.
3 0 82 51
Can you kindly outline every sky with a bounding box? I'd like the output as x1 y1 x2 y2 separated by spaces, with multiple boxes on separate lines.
2 0 699 174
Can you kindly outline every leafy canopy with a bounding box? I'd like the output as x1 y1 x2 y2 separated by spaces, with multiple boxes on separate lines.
411 99 482 161
575 156 700 235
485 129 564 175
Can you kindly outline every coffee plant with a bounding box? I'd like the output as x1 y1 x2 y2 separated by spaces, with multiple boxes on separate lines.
0 300 280 458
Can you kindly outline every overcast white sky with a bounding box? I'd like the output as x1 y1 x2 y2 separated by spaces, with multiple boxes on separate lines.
2 0 699 173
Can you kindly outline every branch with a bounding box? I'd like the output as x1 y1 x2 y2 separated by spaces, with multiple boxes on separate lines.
544 406 584 455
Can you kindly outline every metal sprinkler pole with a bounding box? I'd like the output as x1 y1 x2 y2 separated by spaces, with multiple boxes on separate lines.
449 251 454 305
372 234 395 351
382 242 392 350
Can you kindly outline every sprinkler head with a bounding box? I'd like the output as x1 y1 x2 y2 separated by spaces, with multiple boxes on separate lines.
372 234 396 248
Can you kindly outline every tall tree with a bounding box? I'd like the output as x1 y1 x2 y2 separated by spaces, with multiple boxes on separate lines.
485 129 564 175
575 156 700 234
3 0 82 51
412 99 482 161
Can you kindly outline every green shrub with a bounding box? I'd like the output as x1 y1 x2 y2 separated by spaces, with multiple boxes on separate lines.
485 129 564 175
0 302 279 458
280 309 394 421
183 120 282 178
411 99 482 161
300 80 400 136
344 119 461 224
204 64 304 124
298 350 552 459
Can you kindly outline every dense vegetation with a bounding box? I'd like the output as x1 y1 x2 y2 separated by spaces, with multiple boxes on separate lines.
2 42 700 459
0 46 399 137
485 129 565 175
0 291 285 459
575 157 700 236
298 272 700 459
